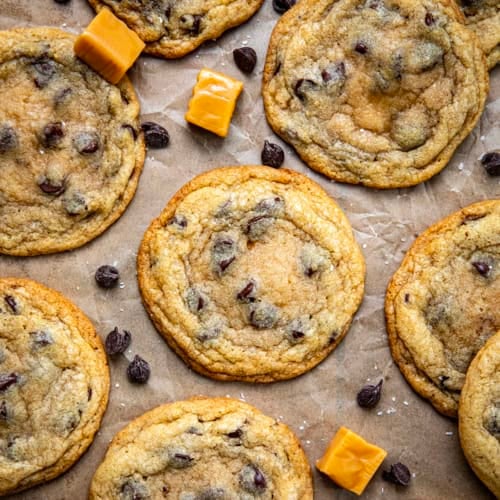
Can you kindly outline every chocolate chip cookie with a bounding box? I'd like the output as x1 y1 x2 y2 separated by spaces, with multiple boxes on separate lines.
90 397 313 499
0 28 145 256
137 166 365 382
262 0 489 188
0 277 109 495
459 330 500 497
385 200 500 417
87 1 264 58
457 0 500 69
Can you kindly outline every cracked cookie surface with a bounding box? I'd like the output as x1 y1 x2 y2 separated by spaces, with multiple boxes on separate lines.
457 0 500 68
0 278 109 495
90 397 313 499
459 330 500 497
137 166 365 382
87 0 264 58
385 200 500 417
0 28 145 256
262 0 488 188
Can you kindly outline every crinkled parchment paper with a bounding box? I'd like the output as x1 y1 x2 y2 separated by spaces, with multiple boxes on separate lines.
1 1 499 498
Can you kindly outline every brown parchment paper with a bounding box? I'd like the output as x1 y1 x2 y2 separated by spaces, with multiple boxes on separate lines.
0 1 499 498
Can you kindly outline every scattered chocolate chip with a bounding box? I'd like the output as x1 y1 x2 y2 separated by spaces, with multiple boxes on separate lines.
32 57 56 88
245 215 274 241
121 480 150 500
227 428 243 439
197 326 221 342
31 330 53 348
382 462 411 487
122 124 138 140
73 131 100 154
425 12 435 26
54 87 72 106
328 331 338 345
484 406 500 437
404 293 410 303
438 374 450 389
162 485 170 496
164 7 171 19
127 355 150 384
480 152 500 176
187 426 203 435
261 140 284 168
141 122 170 148
64 192 88 215
54 0 71 4
240 464 267 493
249 302 279 329
212 235 237 274
95 265 120 288
179 14 203 34
41 122 64 148
286 318 308 344
168 214 188 228
105 327 131 356
356 379 383 408
301 243 328 277
233 47 257 74
4 296 18 314
169 451 194 469
38 177 65 196
293 78 317 101
0 125 18 153
472 261 492 277
186 288 206 314
237 281 257 302
273 0 296 14
0 373 18 392
88 387 92 401
0 401 7 420
355 42 368 54
273 61 281 76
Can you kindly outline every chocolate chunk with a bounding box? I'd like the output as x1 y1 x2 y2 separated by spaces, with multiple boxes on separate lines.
245 215 274 241
32 57 56 88
141 122 170 148
212 235 237 275
261 140 284 168
294 78 317 101
356 379 383 408
88 387 92 401
4 296 18 314
0 401 8 420
64 192 88 215
255 196 285 216
121 479 150 500
355 42 368 54
54 87 72 106
237 280 257 303
168 451 194 469
273 0 296 14
31 330 53 348
382 462 411 487
95 265 120 288
249 302 279 329
105 327 131 356
0 373 18 392
0 125 18 153
168 214 188 228
73 131 100 154
41 122 64 148
239 464 267 493
472 261 492 277
38 177 65 196
186 288 206 314
227 428 243 439
286 318 308 344
179 14 203 34
301 243 329 277
480 152 500 176
425 12 435 26
196 488 227 500
127 355 150 384
233 47 257 74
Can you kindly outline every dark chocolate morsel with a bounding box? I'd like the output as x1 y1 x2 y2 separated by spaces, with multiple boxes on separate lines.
0 373 18 392
95 265 120 288
480 152 500 176
273 0 296 14
382 462 411 486
261 140 284 168
356 379 383 408
233 47 257 74
0 125 18 153
105 327 131 355
141 122 170 148
127 355 150 384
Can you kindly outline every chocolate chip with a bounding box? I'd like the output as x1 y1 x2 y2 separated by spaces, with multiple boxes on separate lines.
212 235 237 275
141 122 170 148
438 374 450 389
0 373 18 392
249 302 279 329
237 280 257 302
54 0 71 4
64 192 88 215
255 196 285 216
168 451 194 468
32 57 56 88
0 125 18 153
425 12 435 26
168 214 188 228
0 401 8 420
245 215 274 241
196 488 227 500
38 177 65 196
261 140 284 168
88 387 92 401
73 131 100 154
404 293 410 303
233 47 257 74
162 485 170 496
95 265 120 288
321 62 346 87
179 14 203 34
31 330 53 348
273 0 296 14
294 78 317 101
120 480 150 500
472 261 492 277
105 327 131 356
227 428 243 439
356 379 383 408
4 296 18 314
301 243 329 277
197 326 221 342
127 355 150 384
484 405 500 438
480 152 500 176
122 124 138 140
41 122 64 148
286 318 308 344
54 87 72 106
239 464 267 493
355 42 368 54
186 288 206 314
382 462 411 487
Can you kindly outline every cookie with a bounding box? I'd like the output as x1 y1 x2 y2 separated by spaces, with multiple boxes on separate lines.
87 1 264 59
262 0 488 188
0 28 145 256
385 200 500 417
90 397 313 499
457 0 500 69
137 166 365 382
0 277 109 495
459 330 500 497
